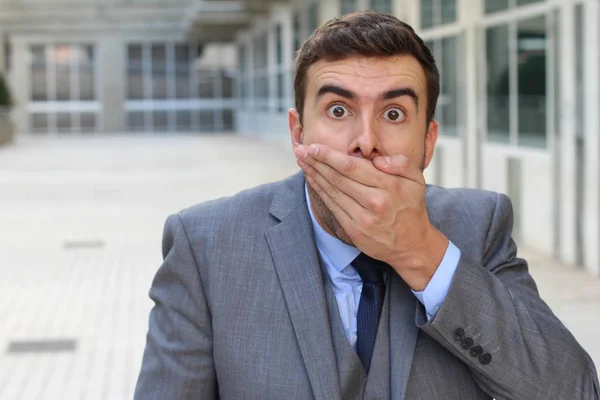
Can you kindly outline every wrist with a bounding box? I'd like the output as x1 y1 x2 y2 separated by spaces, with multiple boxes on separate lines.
389 226 449 291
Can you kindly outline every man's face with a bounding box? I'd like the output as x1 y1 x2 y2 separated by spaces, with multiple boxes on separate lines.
289 55 438 244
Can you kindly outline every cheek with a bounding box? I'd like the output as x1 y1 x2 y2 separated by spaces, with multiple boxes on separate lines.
303 118 353 148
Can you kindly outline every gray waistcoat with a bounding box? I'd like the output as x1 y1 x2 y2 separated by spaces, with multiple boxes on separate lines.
321 265 392 400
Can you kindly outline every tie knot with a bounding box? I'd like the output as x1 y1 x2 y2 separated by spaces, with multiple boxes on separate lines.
352 253 387 283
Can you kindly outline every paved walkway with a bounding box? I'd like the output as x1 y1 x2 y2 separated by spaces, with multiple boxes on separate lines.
0 134 598 400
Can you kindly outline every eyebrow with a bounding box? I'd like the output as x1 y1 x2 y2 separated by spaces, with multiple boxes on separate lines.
316 84 419 110
316 85 356 101
380 88 419 110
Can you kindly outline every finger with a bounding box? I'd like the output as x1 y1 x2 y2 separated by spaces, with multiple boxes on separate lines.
305 173 362 239
372 154 425 186
295 144 382 187
300 157 382 210
304 164 368 215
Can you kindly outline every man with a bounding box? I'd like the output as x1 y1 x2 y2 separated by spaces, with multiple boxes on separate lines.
134 11 599 399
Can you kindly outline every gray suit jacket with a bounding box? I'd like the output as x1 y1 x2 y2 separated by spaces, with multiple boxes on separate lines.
134 172 600 399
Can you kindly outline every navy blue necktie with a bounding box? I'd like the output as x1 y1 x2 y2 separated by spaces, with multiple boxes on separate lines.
353 253 387 373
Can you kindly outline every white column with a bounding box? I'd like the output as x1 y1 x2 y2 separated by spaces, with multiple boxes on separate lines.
582 0 600 276
460 0 482 189
357 0 369 13
0 31 5 75
268 21 277 113
10 37 28 135
558 3 578 265
99 36 126 133
319 0 341 22
275 4 294 110
393 0 418 25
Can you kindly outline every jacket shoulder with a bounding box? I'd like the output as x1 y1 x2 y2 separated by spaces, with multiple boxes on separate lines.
426 185 514 254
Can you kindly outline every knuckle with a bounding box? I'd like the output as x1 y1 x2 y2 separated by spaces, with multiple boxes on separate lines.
329 184 341 199
330 170 342 186
367 197 384 213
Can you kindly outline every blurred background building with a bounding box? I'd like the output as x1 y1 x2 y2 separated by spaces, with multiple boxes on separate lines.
0 0 598 278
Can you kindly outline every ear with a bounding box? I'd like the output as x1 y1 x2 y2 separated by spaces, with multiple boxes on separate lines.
423 119 439 170
289 108 303 147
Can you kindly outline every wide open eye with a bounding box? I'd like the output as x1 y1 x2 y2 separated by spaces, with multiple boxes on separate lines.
327 104 349 118
384 108 405 122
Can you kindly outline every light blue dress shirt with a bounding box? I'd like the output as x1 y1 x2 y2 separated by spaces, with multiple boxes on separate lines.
304 184 461 348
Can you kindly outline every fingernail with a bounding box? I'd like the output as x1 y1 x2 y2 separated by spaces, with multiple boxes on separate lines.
384 156 391 165
298 160 308 169
308 144 319 155
295 147 307 158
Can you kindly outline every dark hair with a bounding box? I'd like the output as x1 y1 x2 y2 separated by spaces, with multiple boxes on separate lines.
293 11 439 125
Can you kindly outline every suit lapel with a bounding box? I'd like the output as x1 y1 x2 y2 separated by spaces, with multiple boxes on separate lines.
265 172 341 400
389 272 420 399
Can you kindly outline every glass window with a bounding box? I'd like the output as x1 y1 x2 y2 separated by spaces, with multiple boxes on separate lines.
222 70 234 99
175 44 190 99
56 112 71 133
252 33 269 109
198 110 215 132
79 45 95 101
54 45 72 101
152 110 168 131
421 0 455 28
222 109 234 131
277 71 285 112
243 80 251 101
253 33 268 70
176 110 192 131
238 44 246 73
370 0 392 14
4 41 10 71
341 0 356 15
30 45 47 101
485 0 543 14
30 113 48 133
293 12 302 54
307 3 319 35
275 24 283 65
486 25 510 143
127 111 145 131
80 112 96 133
517 0 544 6
424 37 460 137
151 44 167 99
198 69 214 98
127 45 144 100
484 0 509 14
440 37 459 136
441 1 456 25
517 16 546 147
421 0 434 29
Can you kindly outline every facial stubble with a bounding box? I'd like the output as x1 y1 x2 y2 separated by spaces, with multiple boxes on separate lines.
306 149 427 246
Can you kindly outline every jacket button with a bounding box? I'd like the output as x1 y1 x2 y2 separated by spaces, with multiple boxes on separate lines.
479 353 492 365
469 345 483 357
460 337 474 349
452 328 465 341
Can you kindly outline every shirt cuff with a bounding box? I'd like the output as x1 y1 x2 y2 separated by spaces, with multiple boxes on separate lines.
411 241 461 321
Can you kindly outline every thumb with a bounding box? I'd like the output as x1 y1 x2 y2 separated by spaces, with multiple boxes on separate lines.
373 154 409 172
373 154 423 184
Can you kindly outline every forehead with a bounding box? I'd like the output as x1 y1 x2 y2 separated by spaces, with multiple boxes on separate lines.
306 55 428 97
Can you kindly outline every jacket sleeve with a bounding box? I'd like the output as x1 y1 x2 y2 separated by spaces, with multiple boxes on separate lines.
134 213 217 399
417 193 600 400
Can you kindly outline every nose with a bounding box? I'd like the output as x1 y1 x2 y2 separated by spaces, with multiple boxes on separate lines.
350 116 381 159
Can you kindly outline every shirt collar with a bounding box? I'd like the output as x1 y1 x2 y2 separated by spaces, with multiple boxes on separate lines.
305 183 360 272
